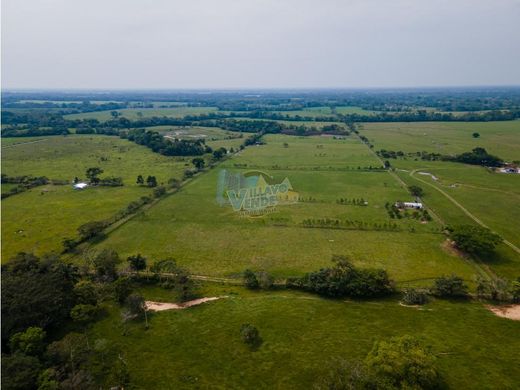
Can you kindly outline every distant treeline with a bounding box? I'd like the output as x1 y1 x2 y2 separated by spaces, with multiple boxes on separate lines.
4 87 520 112
121 128 206 156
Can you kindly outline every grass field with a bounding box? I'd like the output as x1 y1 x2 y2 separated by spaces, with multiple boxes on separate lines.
63 106 220 121
356 121 520 278
360 121 520 160
91 134 480 284
1 135 189 260
273 106 374 118
89 284 520 389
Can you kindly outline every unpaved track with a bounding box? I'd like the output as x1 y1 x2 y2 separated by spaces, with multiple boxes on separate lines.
409 169 520 255
146 296 226 311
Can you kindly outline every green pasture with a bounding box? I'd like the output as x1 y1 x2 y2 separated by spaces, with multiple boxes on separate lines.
1 135 189 260
1 135 187 184
63 106 220 121
274 106 373 118
89 284 520 389
232 134 380 168
1 185 154 260
360 121 520 160
92 136 477 283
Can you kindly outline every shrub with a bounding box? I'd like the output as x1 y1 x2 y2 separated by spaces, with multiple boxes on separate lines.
240 324 261 348
127 254 147 271
287 256 394 298
257 271 274 290
401 288 429 305
243 269 259 289
70 304 100 324
432 274 468 298
9 327 46 356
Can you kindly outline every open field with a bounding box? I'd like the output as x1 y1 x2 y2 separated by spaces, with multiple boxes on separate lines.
91 135 480 284
273 106 374 118
89 284 520 389
1 135 188 260
1 185 153 260
63 106 220 121
2 135 187 184
146 125 245 150
360 121 520 161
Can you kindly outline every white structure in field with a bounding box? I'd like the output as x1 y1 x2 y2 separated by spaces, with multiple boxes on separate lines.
73 182 88 190
395 201 423 209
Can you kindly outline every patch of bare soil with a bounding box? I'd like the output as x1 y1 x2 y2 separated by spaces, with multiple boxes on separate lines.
441 239 466 258
487 304 520 321
145 296 226 312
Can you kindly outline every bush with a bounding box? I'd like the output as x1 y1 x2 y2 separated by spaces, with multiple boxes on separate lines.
432 274 468 298
257 271 274 290
287 256 394 298
240 324 261 348
153 186 166 198
243 269 259 289
408 185 424 197
365 335 441 389
127 254 147 271
9 327 46 356
401 288 429 305
70 304 99 324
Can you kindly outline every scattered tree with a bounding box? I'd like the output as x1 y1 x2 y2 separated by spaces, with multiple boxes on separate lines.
243 269 259 289
85 167 103 184
408 185 424 197
240 323 261 349
136 175 144 185
9 327 46 356
146 175 158 187
127 254 147 271
365 335 441 389
432 274 468 298
448 225 501 256
192 157 205 170
472 132 480 138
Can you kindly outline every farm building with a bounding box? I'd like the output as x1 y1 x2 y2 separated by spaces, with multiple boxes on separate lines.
73 182 88 190
395 201 423 209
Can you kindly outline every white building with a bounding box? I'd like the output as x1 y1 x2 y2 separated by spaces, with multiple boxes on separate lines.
396 201 423 209
73 182 88 190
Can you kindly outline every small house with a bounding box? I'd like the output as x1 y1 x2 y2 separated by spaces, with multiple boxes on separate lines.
395 201 423 209
73 182 88 190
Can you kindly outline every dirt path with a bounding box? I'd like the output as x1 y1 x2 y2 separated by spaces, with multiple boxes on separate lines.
2 138 49 148
486 304 520 321
409 169 520 255
145 296 227 312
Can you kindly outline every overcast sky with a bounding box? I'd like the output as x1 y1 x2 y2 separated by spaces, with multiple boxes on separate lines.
2 0 520 89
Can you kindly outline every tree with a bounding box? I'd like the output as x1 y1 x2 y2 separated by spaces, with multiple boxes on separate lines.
1 253 78 343
257 271 274 290
314 358 379 390
240 324 261 348
408 185 424 197
62 237 78 252
127 254 147 271
113 277 133 304
85 167 103 184
1 352 41 390
402 288 429 305
472 132 480 138
365 335 441 389
73 280 98 305
243 269 259 289
153 185 166 198
77 220 106 241
511 278 520 303
212 147 227 160
146 175 157 187
136 175 144 185
432 274 468 298
125 294 148 327
448 225 502 256
9 327 46 356
192 157 205 170
70 304 99 324
92 249 121 281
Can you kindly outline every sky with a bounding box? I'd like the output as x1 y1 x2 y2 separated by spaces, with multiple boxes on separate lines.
2 0 520 89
